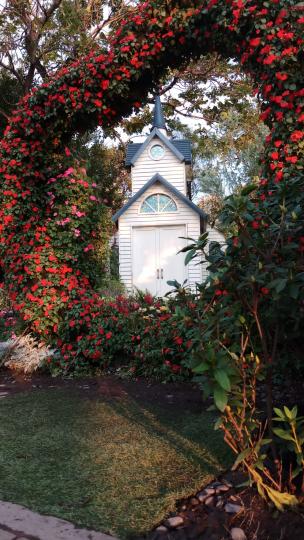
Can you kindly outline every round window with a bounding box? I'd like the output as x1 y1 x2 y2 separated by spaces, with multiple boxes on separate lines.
150 144 165 160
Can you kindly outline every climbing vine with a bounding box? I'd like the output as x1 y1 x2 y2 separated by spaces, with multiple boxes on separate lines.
0 0 303 372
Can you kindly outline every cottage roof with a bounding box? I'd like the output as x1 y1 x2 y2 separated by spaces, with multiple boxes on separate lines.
125 129 192 167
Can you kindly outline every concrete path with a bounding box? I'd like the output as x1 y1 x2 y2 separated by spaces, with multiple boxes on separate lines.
0 501 118 540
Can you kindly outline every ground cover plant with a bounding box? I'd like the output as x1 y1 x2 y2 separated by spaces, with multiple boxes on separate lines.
0 384 231 538
0 0 303 513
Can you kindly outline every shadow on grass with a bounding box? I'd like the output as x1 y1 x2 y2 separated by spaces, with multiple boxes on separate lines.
0 386 232 539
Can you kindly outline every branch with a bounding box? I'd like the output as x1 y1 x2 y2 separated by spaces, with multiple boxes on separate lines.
0 57 24 89
35 59 48 80
39 0 63 26
0 107 10 120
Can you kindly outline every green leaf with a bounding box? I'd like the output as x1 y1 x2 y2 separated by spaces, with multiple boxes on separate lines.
192 363 209 374
273 407 285 420
273 428 294 442
184 249 196 266
214 386 228 412
214 369 231 391
240 183 257 196
284 406 293 420
178 243 196 253
214 417 223 430
166 280 180 288
232 448 251 469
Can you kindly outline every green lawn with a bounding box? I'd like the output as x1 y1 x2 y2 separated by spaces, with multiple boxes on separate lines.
0 387 231 538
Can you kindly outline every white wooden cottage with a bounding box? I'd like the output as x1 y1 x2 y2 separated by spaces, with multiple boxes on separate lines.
112 97 223 296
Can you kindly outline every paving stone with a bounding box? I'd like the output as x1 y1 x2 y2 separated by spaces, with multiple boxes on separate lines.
224 503 243 514
0 500 117 540
204 496 215 507
204 487 216 495
197 487 215 502
230 527 247 540
0 530 15 540
216 497 224 509
164 516 184 528
215 484 230 494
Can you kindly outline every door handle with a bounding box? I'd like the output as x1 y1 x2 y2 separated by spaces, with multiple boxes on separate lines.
157 269 160 279
161 269 164 280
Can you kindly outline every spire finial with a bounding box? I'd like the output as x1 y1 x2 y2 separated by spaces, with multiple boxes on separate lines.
152 94 166 131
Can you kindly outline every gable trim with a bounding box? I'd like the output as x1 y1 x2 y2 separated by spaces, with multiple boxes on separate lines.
130 128 184 166
112 173 207 223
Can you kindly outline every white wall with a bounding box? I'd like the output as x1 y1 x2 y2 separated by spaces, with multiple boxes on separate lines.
118 181 201 292
131 135 186 196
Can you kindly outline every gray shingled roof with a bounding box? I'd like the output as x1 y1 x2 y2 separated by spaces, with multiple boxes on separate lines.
125 138 192 167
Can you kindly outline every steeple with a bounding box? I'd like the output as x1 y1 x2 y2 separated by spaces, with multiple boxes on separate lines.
152 94 166 132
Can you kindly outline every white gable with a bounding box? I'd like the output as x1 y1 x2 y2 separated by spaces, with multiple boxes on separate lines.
131 135 187 196
118 181 202 292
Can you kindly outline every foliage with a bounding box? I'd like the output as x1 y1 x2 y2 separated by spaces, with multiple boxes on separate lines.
71 132 131 213
180 174 304 507
273 406 304 492
0 0 126 97
193 107 269 197
0 0 303 508
47 292 197 380
198 193 225 230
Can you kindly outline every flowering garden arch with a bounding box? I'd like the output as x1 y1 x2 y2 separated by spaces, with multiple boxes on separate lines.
0 0 303 368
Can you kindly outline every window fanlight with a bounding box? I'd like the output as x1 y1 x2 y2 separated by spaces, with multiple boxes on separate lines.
140 194 177 214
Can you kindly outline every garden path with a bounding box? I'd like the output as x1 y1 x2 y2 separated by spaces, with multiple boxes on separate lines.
0 500 118 540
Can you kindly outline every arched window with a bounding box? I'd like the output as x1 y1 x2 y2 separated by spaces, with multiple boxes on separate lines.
140 193 177 214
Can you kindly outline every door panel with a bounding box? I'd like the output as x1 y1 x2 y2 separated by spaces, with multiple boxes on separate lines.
132 226 186 296
132 228 158 295
158 226 186 296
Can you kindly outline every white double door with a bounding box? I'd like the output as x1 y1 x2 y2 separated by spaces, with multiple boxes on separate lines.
132 226 186 296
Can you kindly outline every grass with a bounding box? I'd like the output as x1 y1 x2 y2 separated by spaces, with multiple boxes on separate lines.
0 387 232 538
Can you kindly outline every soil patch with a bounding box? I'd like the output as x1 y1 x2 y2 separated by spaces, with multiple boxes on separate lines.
0 370 204 413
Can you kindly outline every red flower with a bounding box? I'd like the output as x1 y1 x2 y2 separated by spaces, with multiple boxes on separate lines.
276 72 288 81
263 55 277 65
291 131 304 142
261 287 270 295
249 37 261 47
105 332 112 340
143 294 153 305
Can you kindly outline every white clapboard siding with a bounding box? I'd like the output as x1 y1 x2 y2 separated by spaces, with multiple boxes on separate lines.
131 136 186 195
118 182 202 293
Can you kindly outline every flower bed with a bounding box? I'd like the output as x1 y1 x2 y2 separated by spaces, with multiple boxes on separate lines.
49 292 197 379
